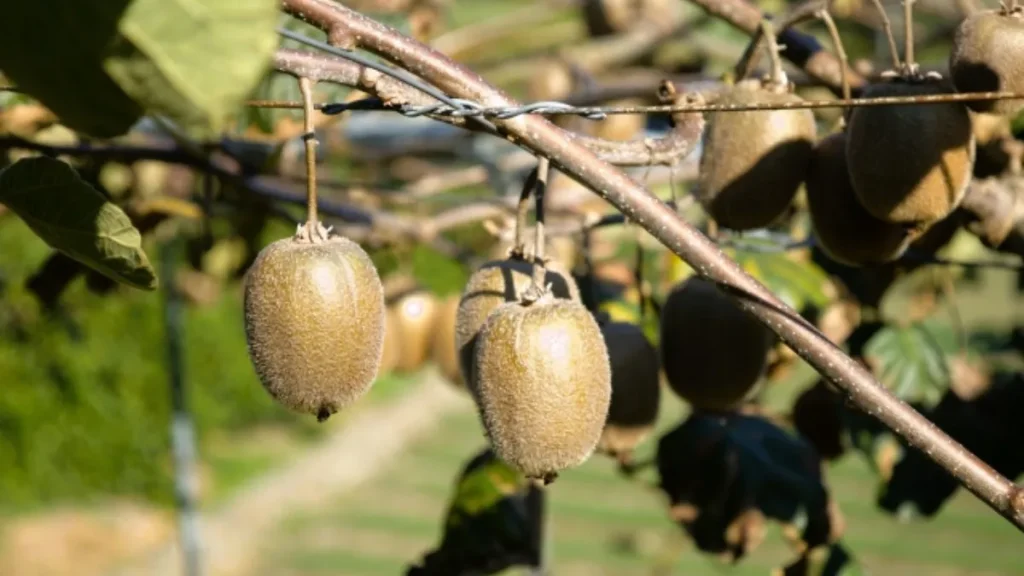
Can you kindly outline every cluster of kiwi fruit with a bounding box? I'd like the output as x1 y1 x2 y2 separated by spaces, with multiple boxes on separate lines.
379 275 463 386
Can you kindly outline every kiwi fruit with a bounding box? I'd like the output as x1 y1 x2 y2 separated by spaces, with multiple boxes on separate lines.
473 294 612 482
583 0 671 36
806 131 913 266
845 78 975 227
950 8 1024 116
380 307 401 376
696 78 817 231
598 320 661 460
244 233 385 421
389 289 439 373
591 98 647 141
430 294 463 387
659 276 775 411
455 257 581 393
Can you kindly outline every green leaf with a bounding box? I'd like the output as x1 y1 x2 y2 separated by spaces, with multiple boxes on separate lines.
862 318 960 407
104 0 279 137
734 249 833 311
0 157 158 290
0 1 143 137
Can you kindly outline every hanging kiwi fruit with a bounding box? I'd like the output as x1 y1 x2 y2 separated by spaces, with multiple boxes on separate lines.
598 319 662 463
456 165 582 393
430 294 463 387
244 78 385 422
846 2 975 229
471 158 611 483
949 6 1024 117
389 288 439 373
806 131 914 266
659 277 775 411
696 22 817 231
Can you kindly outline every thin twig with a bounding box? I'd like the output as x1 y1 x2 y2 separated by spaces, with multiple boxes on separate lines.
903 0 916 73
298 77 320 227
870 0 903 71
817 7 850 101
281 0 1024 531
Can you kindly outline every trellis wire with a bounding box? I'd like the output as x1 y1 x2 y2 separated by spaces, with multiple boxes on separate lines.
248 89 1024 119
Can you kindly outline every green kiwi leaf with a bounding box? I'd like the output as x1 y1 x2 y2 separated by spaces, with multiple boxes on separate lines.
409 448 540 574
0 157 158 290
0 1 143 138
104 0 279 138
733 249 833 312
862 317 960 408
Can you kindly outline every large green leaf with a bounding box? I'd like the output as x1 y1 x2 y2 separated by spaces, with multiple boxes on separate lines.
733 249 833 312
0 157 157 290
104 0 278 138
0 1 142 137
862 318 959 407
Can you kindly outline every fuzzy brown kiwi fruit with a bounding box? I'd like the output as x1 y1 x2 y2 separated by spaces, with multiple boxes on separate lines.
845 79 975 227
659 276 775 411
598 320 661 460
244 233 385 422
950 8 1024 116
971 111 1014 178
806 131 913 266
390 289 439 373
379 307 401 376
473 294 612 482
455 257 581 393
696 79 817 231
430 294 463 387
591 99 647 141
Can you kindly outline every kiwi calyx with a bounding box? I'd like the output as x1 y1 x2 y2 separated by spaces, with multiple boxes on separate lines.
294 220 333 244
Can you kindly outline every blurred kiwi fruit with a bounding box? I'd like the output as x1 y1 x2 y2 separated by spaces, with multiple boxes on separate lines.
389 289 439 373
455 257 581 393
659 276 775 411
971 111 1014 178
949 8 1024 117
244 232 385 422
598 320 661 461
696 78 817 231
845 78 975 228
583 0 671 36
473 294 612 482
806 131 913 266
430 294 463 387
591 98 647 141
380 307 401 376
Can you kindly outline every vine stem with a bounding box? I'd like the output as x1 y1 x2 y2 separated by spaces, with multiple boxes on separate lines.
285 0 1024 532
817 7 850 101
869 0 903 72
298 76 320 231
903 0 916 72
760 20 785 86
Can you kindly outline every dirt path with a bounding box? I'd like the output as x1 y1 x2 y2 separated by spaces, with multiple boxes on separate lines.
108 371 469 576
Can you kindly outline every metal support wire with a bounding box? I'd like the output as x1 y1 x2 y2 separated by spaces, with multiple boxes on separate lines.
162 235 204 576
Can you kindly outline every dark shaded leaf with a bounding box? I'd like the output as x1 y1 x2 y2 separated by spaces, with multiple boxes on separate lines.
0 1 142 137
104 0 279 137
0 157 157 290
407 448 541 576
656 412 837 562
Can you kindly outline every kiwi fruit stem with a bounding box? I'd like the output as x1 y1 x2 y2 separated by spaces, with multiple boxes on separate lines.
869 0 903 72
902 0 916 75
297 76 330 245
523 157 553 304
817 9 851 102
512 164 540 260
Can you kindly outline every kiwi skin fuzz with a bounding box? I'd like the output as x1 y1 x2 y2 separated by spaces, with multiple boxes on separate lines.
806 131 913 267
697 80 817 231
845 80 975 227
950 9 1024 116
244 235 385 421
598 321 662 460
659 277 775 411
455 257 581 395
474 296 612 481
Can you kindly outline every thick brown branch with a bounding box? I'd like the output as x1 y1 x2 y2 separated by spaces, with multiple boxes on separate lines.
281 0 1024 530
